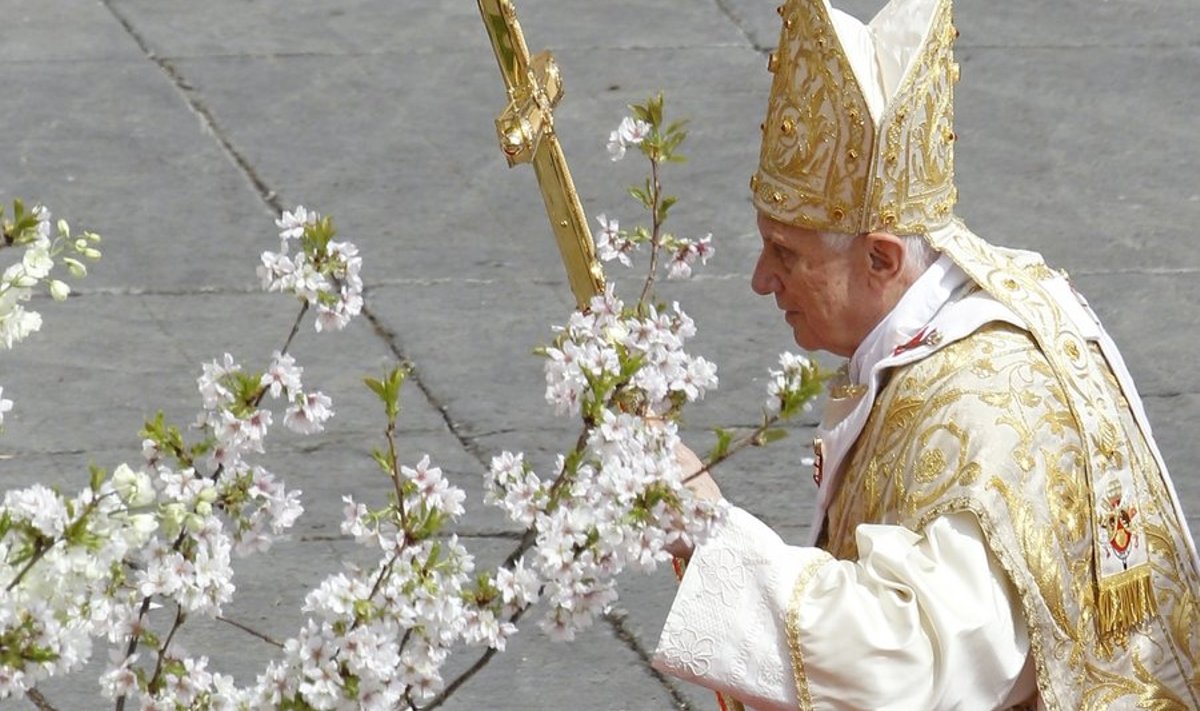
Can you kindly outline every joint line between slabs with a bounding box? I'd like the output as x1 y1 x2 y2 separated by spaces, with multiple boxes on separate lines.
605 611 697 711
710 0 768 53
361 304 494 471
98 0 284 218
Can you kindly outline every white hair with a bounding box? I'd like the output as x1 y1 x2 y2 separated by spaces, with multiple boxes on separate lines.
818 231 939 278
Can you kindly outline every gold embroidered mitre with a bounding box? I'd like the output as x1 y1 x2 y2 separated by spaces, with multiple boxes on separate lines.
751 0 959 236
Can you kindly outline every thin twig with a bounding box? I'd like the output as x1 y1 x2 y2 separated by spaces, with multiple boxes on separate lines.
277 301 309 363
146 605 186 693
638 158 663 308
415 424 591 707
114 594 153 711
7 493 107 592
385 420 407 532
251 300 309 410
6 540 52 593
117 299 311 709
216 615 283 648
26 688 58 711
684 416 781 485
417 603 533 711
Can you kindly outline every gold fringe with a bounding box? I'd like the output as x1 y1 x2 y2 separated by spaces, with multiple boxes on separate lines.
1096 566 1157 639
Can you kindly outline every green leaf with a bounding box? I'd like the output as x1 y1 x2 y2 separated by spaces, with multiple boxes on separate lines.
627 186 650 208
371 448 392 475
89 464 106 493
364 376 386 401
364 364 410 422
706 427 733 461
755 428 789 446
647 93 664 127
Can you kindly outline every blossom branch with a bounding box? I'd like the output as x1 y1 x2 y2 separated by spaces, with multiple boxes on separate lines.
145 606 187 695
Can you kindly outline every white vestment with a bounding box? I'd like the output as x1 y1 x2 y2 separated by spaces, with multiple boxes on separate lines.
654 255 1045 710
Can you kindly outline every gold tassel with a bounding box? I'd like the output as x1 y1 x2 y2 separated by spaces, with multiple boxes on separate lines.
1096 567 1157 639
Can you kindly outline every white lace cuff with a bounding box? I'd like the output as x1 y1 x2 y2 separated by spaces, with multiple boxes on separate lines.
652 506 832 711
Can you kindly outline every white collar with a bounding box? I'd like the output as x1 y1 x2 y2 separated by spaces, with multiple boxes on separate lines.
848 252 967 386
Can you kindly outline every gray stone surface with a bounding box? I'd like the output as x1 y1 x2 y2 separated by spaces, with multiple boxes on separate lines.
1 0 1197 709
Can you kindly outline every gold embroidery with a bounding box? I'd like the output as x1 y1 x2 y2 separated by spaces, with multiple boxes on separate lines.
826 322 1200 710
785 556 833 711
753 0 957 235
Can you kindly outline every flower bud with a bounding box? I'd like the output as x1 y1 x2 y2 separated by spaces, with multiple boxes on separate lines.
161 502 187 538
197 486 219 504
83 247 102 260
49 280 70 301
56 219 71 238
184 512 206 534
113 463 156 507
62 257 87 278
122 513 159 544
84 230 101 243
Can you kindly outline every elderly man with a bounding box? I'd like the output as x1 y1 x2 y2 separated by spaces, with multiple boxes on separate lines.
652 0 1200 709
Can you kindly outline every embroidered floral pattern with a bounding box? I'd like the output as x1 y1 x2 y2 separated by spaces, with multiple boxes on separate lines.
657 628 715 677
700 548 749 607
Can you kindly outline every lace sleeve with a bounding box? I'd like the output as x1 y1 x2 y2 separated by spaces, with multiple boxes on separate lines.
654 509 1034 711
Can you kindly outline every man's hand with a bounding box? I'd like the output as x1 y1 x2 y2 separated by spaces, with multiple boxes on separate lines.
676 442 722 502
667 443 723 561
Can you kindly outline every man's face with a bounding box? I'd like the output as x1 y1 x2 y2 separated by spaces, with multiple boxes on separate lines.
751 213 865 357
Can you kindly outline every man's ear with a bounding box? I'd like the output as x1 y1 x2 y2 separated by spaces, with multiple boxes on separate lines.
862 232 906 284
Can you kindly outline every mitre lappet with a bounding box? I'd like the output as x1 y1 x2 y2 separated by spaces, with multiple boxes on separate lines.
752 0 1198 643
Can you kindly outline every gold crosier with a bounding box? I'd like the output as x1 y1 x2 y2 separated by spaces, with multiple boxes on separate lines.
476 4 744 710
476 0 605 309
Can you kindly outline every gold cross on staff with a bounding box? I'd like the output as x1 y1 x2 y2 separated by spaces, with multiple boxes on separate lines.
476 0 605 309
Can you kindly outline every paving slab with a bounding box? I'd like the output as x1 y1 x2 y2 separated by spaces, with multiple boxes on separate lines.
954 46 1200 272
0 59 279 293
0 0 139 63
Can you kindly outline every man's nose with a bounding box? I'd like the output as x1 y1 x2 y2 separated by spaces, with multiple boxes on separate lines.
751 252 777 296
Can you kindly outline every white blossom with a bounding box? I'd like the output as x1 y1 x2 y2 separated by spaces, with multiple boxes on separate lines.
606 115 651 161
283 391 333 435
275 205 317 243
0 387 12 427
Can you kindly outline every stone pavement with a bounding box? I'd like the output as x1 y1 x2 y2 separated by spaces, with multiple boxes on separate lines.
2 0 1197 708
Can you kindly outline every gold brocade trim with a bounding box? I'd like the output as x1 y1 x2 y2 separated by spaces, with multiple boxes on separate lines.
1097 567 1158 639
829 382 867 400
928 223 1157 640
785 555 832 711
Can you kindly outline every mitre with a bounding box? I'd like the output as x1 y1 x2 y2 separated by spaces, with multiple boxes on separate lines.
750 0 958 237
